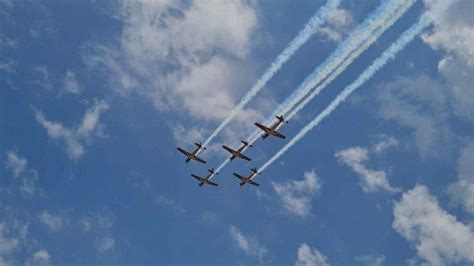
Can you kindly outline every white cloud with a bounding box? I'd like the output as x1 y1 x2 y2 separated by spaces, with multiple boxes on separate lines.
32 65 52 90
35 100 109 160
95 236 115 253
63 70 80 94
154 195 186 214
393 185 474 266
0 60 15 73
447 140 474 215
38 211 64 231
375 75 453 158
336 147 400 194
422 0 474 65
0 221 28 264
272 170 322 217
295 243 329 266
4 151 41 197
4 151 27 178
355 254 385 266
229 225 267 263
83 0 272 148
372 135 398 154
317 8 353 42
26 250 52 266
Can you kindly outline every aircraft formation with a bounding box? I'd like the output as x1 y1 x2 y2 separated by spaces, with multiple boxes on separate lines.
176 115 288 187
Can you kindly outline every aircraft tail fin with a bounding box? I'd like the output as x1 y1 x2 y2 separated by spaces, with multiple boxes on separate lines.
195 142 206 150
276 115 288 123
241 140 252 147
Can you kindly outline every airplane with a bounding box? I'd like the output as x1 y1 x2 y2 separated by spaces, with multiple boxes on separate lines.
254 115 288 140
191 168 219 187
222 140 252 161
176 142 207 164
233 168 260 186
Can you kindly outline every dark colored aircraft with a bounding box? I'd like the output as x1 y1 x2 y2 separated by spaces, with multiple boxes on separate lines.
233 167 260 186
222 140 252 161
255 115 288 139
177 143 206 164
191 168 218 187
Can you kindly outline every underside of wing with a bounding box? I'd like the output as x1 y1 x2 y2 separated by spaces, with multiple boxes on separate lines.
195 157 206 164
208 181 219 186
250 180 260 186
273 131 286 139
233 173 245 181
239 154 251 161
191 174 202 181
255 123 269 132
222 145 235 154
177 148 190 157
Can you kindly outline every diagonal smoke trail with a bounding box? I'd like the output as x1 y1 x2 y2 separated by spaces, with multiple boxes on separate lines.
285 0 414 120
253 0 413 140
210 0 412 179
200 0 341 151
258 14 435 174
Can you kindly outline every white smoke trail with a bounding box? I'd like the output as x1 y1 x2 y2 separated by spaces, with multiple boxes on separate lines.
258 14 434 174
285 0 414 120
200 0 341 151
248 0 412 145
210 0 412 177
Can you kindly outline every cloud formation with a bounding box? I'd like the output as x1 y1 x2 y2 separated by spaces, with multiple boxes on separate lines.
447 140 474 215
229 225 267 263
295 243 329 266
317 7 353 42
336 145 400 194
35 100 109 160
393 185 474 266
272 170 322 217
38 211 64 232
84 0 272 147
4 151 41 196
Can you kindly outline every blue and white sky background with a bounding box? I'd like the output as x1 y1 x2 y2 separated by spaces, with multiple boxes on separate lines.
1 0 473 265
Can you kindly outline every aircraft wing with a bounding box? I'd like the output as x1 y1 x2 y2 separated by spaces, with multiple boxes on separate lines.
207 180 219 186
222 145 236 154
272 130 286 139
249 180 260 186
255 122 269 132
194 156 207 164
239 154 251 161
191 174 203 182
177 147 191 157
233 173 245 181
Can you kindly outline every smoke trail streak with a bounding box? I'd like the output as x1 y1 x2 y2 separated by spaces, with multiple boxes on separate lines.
258 15 434 174
286 0 414 120
210 0 411 178
200 0 341 151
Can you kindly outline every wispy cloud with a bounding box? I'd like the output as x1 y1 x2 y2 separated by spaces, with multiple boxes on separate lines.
4 151 42 197
295 243 329 266
272 170 322 217
62 70 81 94
336 146 400 194
393 185 474 266
317 7 353 42
34 100 109 160
38 211 64 232
355 254 385 266
447 140 474 215
25 250 52 266
154 195 186 214
229 225 267 263
372 135 399 154
95 236 115 253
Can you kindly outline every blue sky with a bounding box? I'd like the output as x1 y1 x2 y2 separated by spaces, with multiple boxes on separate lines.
1 0 473 265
